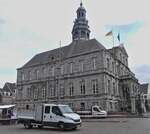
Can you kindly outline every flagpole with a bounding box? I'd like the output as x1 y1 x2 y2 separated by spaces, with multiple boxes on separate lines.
112 27 115 59
117 31 121 44
105 28 115 58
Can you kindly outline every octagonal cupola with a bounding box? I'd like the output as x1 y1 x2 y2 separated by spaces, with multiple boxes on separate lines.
72 2 90 41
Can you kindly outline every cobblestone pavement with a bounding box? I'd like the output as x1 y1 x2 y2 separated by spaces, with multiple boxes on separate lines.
1 118 150 134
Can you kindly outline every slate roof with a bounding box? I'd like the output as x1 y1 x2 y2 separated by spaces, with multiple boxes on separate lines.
140 83 149 94
22 39 106 68
3 82 16 93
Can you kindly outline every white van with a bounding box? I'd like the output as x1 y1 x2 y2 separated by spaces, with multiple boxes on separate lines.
77 105 107 118
17 104 81 130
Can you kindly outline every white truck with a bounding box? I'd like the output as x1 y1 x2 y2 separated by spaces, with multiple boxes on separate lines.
17 104 81 130
76 105 107 118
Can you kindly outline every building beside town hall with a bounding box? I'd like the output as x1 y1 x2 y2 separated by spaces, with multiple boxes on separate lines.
0 82 16 105
16 3 140 113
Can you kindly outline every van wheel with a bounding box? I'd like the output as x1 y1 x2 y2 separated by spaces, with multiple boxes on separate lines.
24 124 33 129
38 125 43 129
58 122 65 130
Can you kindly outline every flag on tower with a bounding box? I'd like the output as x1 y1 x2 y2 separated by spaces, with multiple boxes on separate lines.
117 33 120 42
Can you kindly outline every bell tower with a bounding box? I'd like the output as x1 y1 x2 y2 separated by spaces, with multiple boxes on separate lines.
72 2 90 41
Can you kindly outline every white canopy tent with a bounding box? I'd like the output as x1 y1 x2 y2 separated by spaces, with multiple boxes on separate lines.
0 105 15 109
0 105 16 119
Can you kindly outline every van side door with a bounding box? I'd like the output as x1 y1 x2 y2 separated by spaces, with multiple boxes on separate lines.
43 105 51 122
51 106 63 123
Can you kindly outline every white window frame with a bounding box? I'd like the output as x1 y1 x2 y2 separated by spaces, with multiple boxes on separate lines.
28 71 31 80
60 85 65 97
35 69 40 79
70 63 73 74
92 58 96 70
34 88 38 99
79 61 84 72
42 87 46 99
69 83 74 96
80 80 85 95
92 79 98 94
50 87 55 97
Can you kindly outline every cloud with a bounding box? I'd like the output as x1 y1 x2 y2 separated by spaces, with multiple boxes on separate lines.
116 22 143 33
105 21 144 43
132 65 150 84
127 23 150 68
0 18 5 24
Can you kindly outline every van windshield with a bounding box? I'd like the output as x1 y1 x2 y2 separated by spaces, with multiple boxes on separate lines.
60 106 73 113
93 107 101 112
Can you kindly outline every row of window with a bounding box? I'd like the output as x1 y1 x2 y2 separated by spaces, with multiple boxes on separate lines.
20 58 96 81
17 78 120 100
17 79 99 100
1 92 12 96
69 79 98 96
21 56 129 82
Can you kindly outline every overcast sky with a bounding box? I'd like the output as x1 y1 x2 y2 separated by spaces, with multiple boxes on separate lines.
0 0 150 88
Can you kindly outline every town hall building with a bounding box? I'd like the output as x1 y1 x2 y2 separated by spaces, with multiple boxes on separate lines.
16 2 140 113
